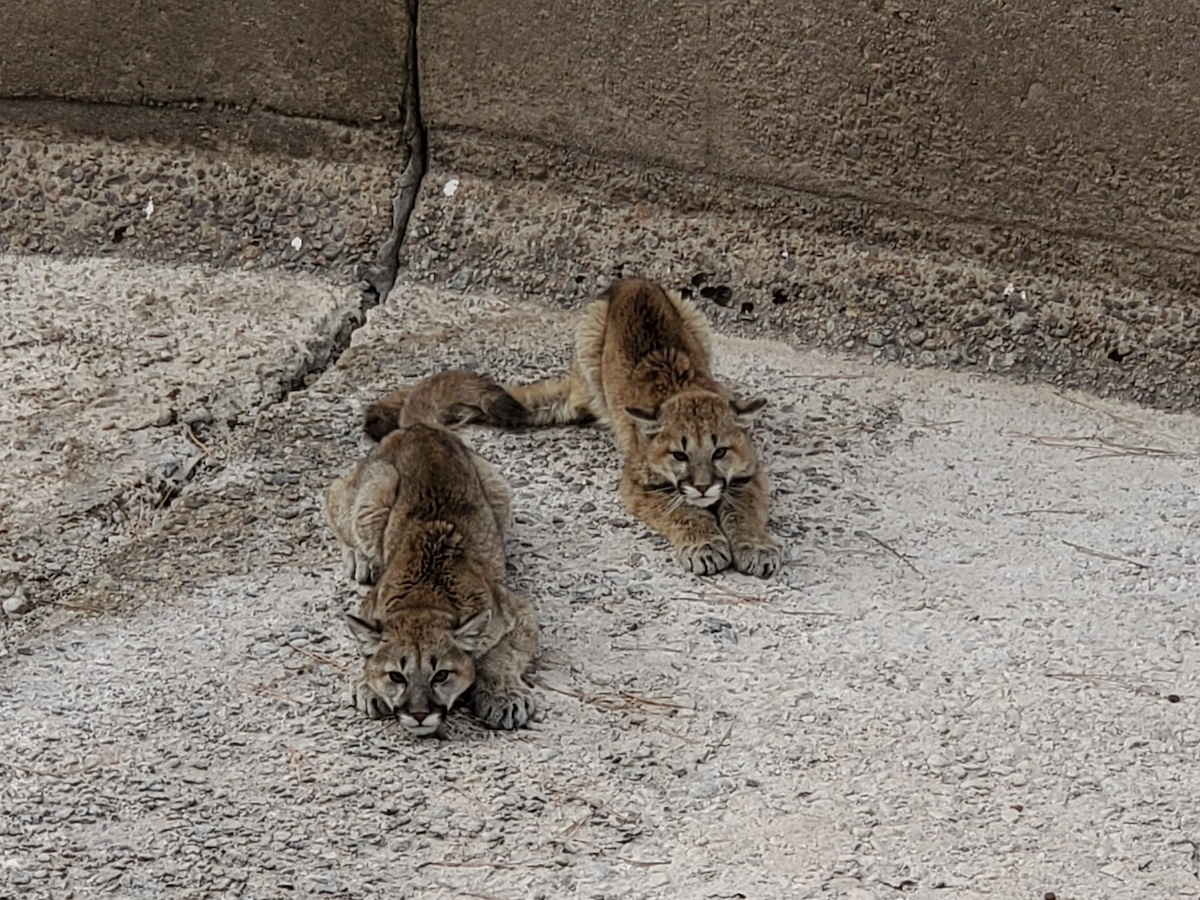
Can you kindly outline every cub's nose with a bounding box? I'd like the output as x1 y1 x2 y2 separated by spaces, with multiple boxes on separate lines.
692 482 713 495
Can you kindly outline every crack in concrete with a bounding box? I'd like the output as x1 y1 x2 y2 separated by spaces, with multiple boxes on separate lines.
366 0 428 308
281 0 428 395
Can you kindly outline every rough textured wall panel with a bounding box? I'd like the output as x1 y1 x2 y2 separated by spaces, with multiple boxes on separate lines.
422 0 1200 279
1 0 408 124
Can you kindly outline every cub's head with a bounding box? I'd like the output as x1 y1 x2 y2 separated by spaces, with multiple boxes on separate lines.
346 606 493 737
627 392 766 508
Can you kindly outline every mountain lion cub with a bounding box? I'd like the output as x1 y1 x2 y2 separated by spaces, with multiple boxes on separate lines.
325 371 538 736
509 278 781 577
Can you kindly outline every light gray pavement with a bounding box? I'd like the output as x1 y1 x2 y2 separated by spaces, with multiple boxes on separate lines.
2 273 1199 898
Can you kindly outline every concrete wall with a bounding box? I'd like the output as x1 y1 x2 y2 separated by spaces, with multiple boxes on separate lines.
6 0 1196 282
421 0 1200 294
2 0 408 124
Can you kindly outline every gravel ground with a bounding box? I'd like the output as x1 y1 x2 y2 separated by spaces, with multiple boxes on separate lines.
3 282 1199 899
0 251 359 611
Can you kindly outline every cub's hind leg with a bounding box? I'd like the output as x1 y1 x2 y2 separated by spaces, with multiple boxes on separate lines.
471 588 538 730
718 469 782 578
468 450 513 533
621 468 732 576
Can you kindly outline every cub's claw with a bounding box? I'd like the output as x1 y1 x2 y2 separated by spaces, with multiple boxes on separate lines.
680 537 733 576
733 540 782 579
473 682 536 730
342 549 380 585
352 681 393 720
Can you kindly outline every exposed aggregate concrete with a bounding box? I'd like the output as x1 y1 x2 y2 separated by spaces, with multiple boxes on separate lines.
3 282 1199 899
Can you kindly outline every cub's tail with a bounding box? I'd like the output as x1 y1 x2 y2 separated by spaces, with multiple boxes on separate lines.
505 371 597 427
364 370 531 441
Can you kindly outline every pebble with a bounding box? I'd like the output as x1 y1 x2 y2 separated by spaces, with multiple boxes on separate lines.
3 590 34 618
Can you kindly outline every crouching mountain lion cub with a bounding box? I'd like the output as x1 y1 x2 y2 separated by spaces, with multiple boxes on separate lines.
325 371 538 736
509 278 781 578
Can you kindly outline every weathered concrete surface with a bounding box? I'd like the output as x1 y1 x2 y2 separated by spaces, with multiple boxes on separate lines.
0 123 403 274
422 0 1200 294
0 252 359 611
3 281 1199 898
1 0 408 124
398 162 1200 412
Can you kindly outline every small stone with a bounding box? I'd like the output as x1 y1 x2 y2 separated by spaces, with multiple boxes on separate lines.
448 268 473 291
867 331 886 347
927 753 950 768
332 784 358 798
689 781 719 799
1010 311 1034 334
183 407 213 427
3 590 33 618
92 867 122 885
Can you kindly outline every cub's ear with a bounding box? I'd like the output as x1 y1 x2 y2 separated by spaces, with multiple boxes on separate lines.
730 396 767 428
345 614 384 658
453 609 494 654
625 406 662 437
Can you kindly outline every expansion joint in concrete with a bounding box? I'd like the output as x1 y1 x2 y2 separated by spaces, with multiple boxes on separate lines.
281 0 428 399
365 0 428 308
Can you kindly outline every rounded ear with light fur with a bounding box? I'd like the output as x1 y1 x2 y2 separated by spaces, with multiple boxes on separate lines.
345 614 385 658
625 406 662 437
452 609 494 654
730 396 767 429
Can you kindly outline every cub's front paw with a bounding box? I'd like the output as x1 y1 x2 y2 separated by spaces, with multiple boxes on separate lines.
733 539 782 579
342 549 380 585
473 681 536 730
351 680 393 719
679 537 733 576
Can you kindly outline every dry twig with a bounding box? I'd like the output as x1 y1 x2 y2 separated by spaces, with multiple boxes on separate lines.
855 530 922 576
283 744 305 782
1061 539 1150 570
3 753 118 778
1002 508 1088 517
1047 671 1160 698
1012 430 1192 461
696 721 735 765
290 644 349 672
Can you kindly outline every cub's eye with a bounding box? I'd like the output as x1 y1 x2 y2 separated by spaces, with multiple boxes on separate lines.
388 671 406 685
671 451 689 462
431 670 451 684
712 447 728 460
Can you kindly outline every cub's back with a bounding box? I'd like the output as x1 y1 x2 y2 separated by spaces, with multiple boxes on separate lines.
383 424 488 524
602 279 711 371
